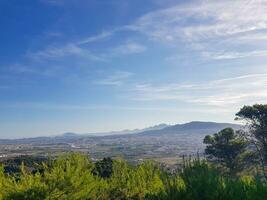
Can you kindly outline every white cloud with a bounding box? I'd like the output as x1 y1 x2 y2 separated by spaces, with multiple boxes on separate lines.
77 26 130 45
130 73 267 106
30 0 267 63
26 43 107 62
27 40 146 63
129 0 267 59
78 31 114 45
133 0 267 41
203 50 267 60
94 71 133 86
110 42 147 55
27 44 83 60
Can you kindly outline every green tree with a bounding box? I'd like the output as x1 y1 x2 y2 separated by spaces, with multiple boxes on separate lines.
1 153 267 199
203 128 248 176
43 153 108 200
109 160 164 199
235 104 267 178
93 157 113 178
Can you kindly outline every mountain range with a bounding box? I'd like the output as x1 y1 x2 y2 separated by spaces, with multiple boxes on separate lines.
0 121 241 145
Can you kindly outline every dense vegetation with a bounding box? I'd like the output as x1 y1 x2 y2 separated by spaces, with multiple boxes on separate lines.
0 104 267 199
0 153 266 200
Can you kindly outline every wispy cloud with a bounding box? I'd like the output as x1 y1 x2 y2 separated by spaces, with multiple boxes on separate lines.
78 30 116 45
26 43 106 62
29 0 267 63
94 71 133 86
27 40 146 63
110 41 147 55
27 44 83 61
0 102 232 114
9 64 63 77
129 73 267 106
128 0 267 59
132 0 267 41
203 50 267 60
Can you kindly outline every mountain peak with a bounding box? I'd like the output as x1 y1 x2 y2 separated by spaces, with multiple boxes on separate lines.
139 121 241 136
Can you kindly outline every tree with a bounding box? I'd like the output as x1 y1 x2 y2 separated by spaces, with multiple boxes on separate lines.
235 104 267 178
93 157 113 178
203 128 248 176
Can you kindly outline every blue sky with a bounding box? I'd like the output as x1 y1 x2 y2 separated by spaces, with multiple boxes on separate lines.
1 0 267 138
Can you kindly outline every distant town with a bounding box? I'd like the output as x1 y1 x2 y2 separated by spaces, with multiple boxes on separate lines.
0 121 240 167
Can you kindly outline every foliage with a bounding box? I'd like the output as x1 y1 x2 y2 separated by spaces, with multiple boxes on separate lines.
0 153 266 200
203 128 249 175
1 155 47 174
109 160 164 199
1 104 267 199
93 157 113 178
236 104 267 178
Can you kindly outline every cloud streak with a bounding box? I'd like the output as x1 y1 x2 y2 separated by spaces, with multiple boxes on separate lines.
78 31 115 45
109 42 146 55
28 0 267 63
26 43 106 62
94 71 133 86
0 102 232 114
129 0 267 59
203 50 267 60
26 41 146 63
129 73 267 106
133 0 267 41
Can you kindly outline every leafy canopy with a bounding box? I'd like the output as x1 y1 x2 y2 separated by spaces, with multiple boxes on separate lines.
204 128 248 175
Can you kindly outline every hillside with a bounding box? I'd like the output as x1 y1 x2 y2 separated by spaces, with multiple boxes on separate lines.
0 121 241 164
0 121 240 144
137 121 241 136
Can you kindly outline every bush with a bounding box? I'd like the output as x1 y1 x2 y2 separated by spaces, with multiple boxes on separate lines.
0 153 266 200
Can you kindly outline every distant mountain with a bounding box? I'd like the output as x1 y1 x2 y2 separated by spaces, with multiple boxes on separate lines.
0 123 170 144
0 121 241 144
137 121 241 136
0 121 243 160
85 123 170 136
60 132 79 137
143 123 170 131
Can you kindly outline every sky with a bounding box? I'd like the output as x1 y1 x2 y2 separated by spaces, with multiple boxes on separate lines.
1 0 267 138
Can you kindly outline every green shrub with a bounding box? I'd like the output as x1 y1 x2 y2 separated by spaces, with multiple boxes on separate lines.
0 153 266 200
